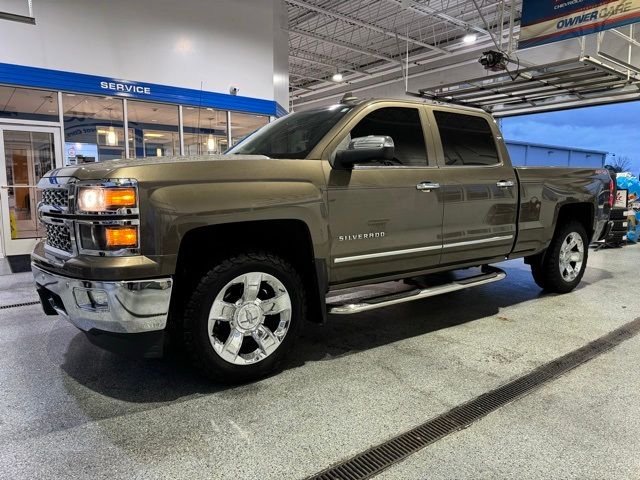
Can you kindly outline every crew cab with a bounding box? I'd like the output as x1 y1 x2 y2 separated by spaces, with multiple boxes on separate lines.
32 98 613 382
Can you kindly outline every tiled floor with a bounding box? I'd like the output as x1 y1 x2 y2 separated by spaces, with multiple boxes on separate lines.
0 246 638 479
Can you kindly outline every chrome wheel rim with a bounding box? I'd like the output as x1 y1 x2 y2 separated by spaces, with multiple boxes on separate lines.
208 272 292 365
559 232 584 282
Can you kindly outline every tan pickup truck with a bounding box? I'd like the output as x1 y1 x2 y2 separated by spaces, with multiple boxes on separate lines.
32 98 613 382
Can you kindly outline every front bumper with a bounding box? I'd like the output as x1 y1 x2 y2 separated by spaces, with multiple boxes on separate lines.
32 264 173 334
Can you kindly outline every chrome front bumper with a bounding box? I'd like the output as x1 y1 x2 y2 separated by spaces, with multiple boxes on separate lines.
32 264 172 334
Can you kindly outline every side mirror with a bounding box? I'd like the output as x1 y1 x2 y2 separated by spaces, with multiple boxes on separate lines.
334 135 395 170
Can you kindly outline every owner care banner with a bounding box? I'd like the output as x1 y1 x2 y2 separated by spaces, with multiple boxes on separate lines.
519 0 640 49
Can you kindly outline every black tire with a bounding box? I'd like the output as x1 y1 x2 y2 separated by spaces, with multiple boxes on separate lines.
529 220 589 293
182 252 306 383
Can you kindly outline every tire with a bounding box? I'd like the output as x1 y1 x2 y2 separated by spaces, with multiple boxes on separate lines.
529 220 589 293
182 252 306 383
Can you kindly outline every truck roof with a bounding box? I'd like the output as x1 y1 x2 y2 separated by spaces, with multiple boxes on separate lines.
340 97 490 115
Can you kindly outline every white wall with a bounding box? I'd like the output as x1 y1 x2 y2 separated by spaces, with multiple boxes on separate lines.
0 0 288 106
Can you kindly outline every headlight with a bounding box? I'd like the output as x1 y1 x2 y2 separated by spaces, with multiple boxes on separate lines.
77 186 136 212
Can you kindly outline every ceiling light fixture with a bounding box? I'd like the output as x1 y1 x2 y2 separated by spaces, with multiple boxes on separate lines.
463 33 478 44
332 72 343 82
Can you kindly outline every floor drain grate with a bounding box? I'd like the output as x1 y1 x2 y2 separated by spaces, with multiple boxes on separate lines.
307 317 640 480
0 300 41 310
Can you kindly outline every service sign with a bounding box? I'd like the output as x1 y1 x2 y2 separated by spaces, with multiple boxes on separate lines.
519 0 640 49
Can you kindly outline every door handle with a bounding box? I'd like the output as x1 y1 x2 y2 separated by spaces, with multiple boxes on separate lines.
416 182 440 192
496 180 515 188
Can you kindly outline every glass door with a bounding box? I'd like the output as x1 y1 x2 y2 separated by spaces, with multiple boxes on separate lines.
0 126 62 256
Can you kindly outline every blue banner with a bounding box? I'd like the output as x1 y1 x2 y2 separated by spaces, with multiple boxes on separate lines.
519 0 640 49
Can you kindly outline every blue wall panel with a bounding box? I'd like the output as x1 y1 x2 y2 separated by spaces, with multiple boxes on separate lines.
506 141 606 168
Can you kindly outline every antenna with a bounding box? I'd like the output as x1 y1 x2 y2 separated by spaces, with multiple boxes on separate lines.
340 92 358 104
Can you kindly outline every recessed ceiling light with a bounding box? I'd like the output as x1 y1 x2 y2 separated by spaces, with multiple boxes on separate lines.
66 93 76 97
186 107 194 110
48 110 55 113
151 119 157 122
332 72 343 82
463 33 478 44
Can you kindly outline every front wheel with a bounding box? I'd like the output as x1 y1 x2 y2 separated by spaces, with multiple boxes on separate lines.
182 252 305 383
529 220 588 293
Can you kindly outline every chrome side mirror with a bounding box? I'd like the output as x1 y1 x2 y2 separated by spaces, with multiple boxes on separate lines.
334 135 395 170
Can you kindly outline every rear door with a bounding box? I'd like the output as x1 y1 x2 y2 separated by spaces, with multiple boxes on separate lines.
326 104 444 284
429 108 518 266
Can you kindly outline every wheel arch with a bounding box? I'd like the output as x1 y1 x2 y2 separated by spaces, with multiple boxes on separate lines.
171 219 327 328
555 201 595 241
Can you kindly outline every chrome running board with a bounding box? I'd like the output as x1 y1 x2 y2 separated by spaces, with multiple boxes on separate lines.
328 266 506 315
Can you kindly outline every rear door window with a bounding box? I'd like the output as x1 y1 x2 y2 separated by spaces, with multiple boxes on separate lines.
434 111 500 166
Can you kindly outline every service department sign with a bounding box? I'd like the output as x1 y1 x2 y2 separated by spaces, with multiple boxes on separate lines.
519 0 640 49
99 81 151 96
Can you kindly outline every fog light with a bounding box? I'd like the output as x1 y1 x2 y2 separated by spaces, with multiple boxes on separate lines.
73 288 109 311
88 290 109 308
105 227 138 248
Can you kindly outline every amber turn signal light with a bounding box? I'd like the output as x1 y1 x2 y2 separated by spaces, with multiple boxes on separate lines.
104 188 136 208
105 227 138 248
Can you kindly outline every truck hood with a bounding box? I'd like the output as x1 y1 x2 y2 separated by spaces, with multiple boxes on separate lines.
42 154 272 181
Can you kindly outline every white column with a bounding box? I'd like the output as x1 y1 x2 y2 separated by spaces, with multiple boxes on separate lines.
123 99 130 159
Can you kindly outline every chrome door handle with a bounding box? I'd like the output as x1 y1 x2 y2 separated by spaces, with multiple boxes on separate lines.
416 182 440 192
496 180 515 188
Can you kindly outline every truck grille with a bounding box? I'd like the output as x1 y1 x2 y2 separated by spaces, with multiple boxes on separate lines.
45 223 73 253
42 188 69 209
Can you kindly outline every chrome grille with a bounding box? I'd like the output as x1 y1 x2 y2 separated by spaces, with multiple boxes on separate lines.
42 188 69 209
45 223 72 253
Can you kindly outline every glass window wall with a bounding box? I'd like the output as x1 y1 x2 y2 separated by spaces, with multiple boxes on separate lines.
62 94 125 164
183 107 228 155
230 112 269 146
0 86 59 122
0 85 276 163
127 100 179 158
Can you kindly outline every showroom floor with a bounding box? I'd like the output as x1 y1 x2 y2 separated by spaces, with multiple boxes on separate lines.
0 247 638 480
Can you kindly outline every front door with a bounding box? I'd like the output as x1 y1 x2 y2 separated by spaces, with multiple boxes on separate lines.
0 126 62 256
326 105 443 284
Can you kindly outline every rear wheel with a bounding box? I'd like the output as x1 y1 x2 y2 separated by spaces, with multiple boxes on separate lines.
529 221 588 293
182 252 305 383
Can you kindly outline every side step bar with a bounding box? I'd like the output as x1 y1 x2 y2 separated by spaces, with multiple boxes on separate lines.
328 266 506 315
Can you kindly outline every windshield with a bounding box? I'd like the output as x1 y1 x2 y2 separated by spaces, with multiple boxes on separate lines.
227 105 353 159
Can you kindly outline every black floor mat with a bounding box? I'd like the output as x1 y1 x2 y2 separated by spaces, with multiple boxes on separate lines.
7 255 31 273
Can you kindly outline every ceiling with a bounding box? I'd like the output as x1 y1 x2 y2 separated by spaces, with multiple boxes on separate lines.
287 0 523 106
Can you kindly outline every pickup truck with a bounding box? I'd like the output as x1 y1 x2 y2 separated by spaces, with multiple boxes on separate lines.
32 98 613 382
